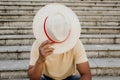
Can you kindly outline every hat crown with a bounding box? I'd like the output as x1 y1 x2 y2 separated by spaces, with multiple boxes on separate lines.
46 13 70 42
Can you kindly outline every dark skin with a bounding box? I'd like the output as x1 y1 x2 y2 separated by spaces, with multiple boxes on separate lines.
28 40 92 80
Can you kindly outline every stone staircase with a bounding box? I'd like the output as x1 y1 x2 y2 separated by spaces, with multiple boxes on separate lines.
0 0 120 80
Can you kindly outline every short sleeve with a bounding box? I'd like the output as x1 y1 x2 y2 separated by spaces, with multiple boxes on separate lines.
73 40 88 64
29 40 40 65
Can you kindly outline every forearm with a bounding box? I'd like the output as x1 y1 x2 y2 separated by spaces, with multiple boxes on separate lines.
28 40 54 80
28 58 44 80
80 73 91 80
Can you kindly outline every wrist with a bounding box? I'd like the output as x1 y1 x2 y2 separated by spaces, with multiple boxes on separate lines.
37 57 46 64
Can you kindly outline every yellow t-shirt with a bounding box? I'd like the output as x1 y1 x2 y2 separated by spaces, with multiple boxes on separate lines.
29 40 88 80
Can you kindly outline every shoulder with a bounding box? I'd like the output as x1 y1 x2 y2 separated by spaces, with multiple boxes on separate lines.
29 40 40 65
73 39 84 51
30 40 41 55
72 39 86 56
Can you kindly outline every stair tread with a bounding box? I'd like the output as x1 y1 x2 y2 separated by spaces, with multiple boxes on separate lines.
81 34 120 38
0 27 31 29
0 3 120 6
0 60 29 71
1 0 120 3
0 34 120 39
0 58 119 71
0 18 120 22
0 7 120 11
0 44 120 52
2 76 120 80
0 26 120 29
85 44 120 50
0 13 120 16
82 26 120 29
89 58 120 68
92 76 120 80
0 35 34 39
0 46 31 52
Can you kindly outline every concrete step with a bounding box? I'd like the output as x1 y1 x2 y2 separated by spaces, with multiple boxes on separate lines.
0 2 120 7
81 34 120 44
82 26 120 34
1 0 120 2
0 3 119 12
0 22 32 27
0 5 120 10
1 76 120 80
0 44 120 60
92 76 120 80
86 44 120 58
2 6 117 10
1 0 120 3
0 17 120 22
1 78 30 80
0 6 119 10
0 58 120 79
0 46 30 60
1 6 120 11
89 58 120 76
81 21 119 26
0 14 120 22
0 34 118 39
0 27 32 35
0 21 119 27
0 15 120 19
1 77 120 80
0 26 120 35
0 35 34 46
0 60 28 79
0 34 120 46
0 11 120 16
0 1 120 12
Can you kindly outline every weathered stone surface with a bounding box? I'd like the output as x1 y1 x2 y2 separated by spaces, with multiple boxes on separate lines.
18 52 30 59
0 0 120 79
0 58 119 75
0 26 119 34
0 34 120 46
0 45 120 59
1 71 28 79
0 46 31 52
92 76 120 80
87 51 99 58
0 53 17 60
0 60 29 71
5 39 34 45
88 38 99 44
85 44 120 50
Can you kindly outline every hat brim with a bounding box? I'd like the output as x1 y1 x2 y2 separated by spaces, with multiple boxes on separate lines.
33 3 81 54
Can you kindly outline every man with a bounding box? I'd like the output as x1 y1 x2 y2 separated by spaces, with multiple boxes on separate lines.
28 3 91 80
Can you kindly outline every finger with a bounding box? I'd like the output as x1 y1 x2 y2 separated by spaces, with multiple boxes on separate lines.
44 48 54 53
40 49 54 58
42 43 54 49
40 40 50 47
46 51 53 57
40 48 53 54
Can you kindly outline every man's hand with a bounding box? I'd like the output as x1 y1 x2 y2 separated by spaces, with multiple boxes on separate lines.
28 40 54 80
38 40 54 63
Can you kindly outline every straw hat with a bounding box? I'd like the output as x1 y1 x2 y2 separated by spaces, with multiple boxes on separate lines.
33 3 81 54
